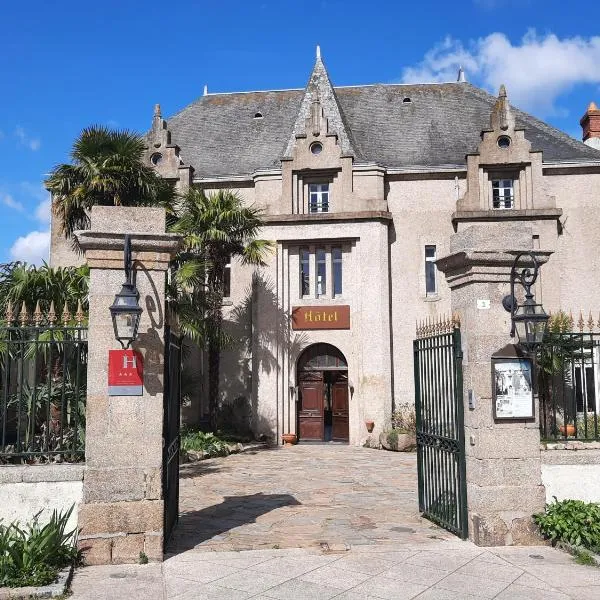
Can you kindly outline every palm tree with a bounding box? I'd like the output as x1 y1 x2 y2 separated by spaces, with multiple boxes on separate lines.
45 126 174 241
170 188 272 429
0 262 89 319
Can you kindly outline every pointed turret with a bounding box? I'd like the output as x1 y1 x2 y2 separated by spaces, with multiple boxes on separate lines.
457 66 466 83
149 103 171 147
283 48 357 158
490 84 514 132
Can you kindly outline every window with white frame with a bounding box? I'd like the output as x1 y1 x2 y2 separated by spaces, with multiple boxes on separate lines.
297 246 344 299
308 183 330 213
425 245 437 296
492 179 514 209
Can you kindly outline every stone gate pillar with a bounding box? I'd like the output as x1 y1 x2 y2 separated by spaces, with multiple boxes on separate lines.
437 223 550 546
75 206 180 564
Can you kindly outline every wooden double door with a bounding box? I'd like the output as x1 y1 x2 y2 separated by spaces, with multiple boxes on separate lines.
298 370 349 442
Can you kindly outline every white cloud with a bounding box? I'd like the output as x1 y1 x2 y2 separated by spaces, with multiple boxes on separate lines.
14 126 41 151
1 194 24 212
35 197 51 225
9 230 50 265
401 31 600 117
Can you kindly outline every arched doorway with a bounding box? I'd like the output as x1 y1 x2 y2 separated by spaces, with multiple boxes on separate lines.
297 344 349 442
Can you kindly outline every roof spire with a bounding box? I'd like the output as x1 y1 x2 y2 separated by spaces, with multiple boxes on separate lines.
457 66 466 83
490 84 513 132
154 103 161 117
316 44 321 59
203 85 208 97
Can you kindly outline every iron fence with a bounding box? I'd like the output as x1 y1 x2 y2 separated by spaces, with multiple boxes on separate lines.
414 315 468 539
0 302 87 463
539 316 600 442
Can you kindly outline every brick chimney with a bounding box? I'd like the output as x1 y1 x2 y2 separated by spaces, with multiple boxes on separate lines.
580 102 600 149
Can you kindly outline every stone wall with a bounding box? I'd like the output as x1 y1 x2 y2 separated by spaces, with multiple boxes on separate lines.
0 465 84 531
540 445 600 503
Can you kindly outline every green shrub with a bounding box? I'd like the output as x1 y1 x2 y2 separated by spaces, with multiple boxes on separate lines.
534 498 600 552
386 429 399 448
180 429 231 457
0 506 80 588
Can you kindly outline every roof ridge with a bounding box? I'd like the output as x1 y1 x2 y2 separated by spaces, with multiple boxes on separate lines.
461 84 600 156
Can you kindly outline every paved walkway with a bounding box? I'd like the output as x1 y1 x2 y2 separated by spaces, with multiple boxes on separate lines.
69 446 600 599
71 540 600 599
171 445 452 552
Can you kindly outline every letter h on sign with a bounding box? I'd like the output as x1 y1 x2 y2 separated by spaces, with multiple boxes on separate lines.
108 349 144 396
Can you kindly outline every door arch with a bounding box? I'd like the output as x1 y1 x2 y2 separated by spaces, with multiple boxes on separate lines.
297 344 349 442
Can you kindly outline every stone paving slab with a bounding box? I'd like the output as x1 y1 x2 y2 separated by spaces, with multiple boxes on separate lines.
69 542 600 599
68 445 600 598
170 445 450 553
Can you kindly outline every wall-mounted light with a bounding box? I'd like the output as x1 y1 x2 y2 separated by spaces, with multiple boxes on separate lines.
502 251 549 353
109 234 143 349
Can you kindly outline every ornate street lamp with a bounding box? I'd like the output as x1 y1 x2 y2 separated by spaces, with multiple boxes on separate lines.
109 234 142 348
503 251 549 353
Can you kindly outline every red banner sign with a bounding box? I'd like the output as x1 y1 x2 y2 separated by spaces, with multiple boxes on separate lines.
108 349 144 396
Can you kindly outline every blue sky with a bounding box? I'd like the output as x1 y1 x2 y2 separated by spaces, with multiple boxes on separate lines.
2 0 600 264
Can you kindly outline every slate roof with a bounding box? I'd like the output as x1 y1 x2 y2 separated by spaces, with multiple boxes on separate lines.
164 82 600 178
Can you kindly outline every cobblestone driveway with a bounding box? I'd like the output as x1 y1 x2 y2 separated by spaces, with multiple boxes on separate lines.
168 445 452 554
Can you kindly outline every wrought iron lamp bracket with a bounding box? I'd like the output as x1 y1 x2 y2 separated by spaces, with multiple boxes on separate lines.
504 251 540 338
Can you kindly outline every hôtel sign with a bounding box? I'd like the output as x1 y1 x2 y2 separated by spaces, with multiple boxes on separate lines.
292 305 350 330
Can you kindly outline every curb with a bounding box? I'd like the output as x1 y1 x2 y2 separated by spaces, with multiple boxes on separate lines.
0 565 73 599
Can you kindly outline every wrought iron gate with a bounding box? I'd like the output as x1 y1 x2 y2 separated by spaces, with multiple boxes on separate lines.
163 326 182 547
413 317 468 539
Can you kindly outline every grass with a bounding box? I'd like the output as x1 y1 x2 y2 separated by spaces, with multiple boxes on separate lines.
574 548 597 566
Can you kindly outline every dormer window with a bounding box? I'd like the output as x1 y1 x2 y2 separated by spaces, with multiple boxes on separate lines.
308 183 329 213
492 179 514 210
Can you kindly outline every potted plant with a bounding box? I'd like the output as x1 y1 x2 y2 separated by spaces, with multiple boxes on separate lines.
364 419 375 433
281 433 297 446
380 403 417 451
559 421 576 437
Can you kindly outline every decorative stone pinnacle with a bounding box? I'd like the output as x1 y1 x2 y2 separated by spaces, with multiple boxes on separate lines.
316 45 321 59
154 103 161 117
203 85 208 96
588 101 598 112
499 84 507 98
457 66 466 83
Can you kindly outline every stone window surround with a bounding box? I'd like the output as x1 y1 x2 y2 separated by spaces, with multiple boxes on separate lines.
294 243 347 301
485 167 521 211
421 242 441 302
293 169 340 215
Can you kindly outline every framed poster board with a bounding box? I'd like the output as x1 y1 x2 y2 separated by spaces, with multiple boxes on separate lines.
492 356 534 420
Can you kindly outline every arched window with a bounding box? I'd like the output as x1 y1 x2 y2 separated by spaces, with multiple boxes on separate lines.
297 343 347 371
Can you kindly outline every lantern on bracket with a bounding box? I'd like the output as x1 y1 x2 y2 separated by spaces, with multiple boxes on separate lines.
502 251 549 353
109 234 143 348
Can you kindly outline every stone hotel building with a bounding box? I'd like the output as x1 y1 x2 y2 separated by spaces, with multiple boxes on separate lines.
51 51 600 446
